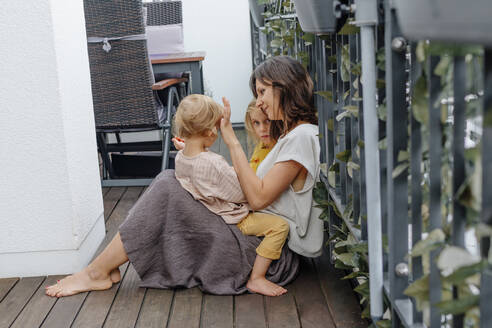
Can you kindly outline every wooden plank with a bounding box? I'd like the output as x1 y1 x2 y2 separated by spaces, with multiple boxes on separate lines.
102 187 111 197
235 294 267 328
265 292 301 328
73 187 141 328
71 263 129 328
201 294 233 328
291 258 336 328
42 187 142 328
314 252 367 328
40 290 87 327
135 288 174 328
103 187 126 222
0 277 19 301
103 265 146 328
10 276 62 328
0 276 44 327
167 287 202 328
95 187 144 257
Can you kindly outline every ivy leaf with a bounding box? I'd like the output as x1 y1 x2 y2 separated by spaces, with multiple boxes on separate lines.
404 274 429 311
336 110 352 121
338 19 360 35
347 161 360 179
335 259 353 270
377 104 387 121
412 75 429 126
410 229 446 257
327 118 334 132
392 162 409 179
354 280 370 298
301 33 315 45
437 246 481 275
416 41 428 63
434 56 452 77
340 44 351 82
315 90 333 102
336 150 351 162
270 39 282 48
373 320 392 328
428 42 483 57
442 260 488 285
328 171 336 188
397 150 410 162
342 271 368 280
378 138 387 150
435 295 479 315
347 241 368 254
313 182 328 205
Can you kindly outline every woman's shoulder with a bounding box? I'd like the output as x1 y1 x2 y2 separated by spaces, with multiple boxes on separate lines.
280 123 319 142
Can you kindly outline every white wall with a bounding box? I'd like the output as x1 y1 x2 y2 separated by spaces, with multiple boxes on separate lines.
182 0 253 123
0 0 105 277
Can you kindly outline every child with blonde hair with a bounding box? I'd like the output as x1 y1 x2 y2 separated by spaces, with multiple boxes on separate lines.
173 94 289 296
244 99 275 172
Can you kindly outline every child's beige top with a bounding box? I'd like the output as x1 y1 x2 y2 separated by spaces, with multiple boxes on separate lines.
175 150 250 224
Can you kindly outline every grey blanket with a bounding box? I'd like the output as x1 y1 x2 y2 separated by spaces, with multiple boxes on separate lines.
119 170 300 295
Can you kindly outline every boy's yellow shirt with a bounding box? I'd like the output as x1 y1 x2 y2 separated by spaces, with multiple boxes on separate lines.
249 142 273 173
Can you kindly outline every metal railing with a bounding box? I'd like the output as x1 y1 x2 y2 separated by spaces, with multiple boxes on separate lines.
250 0 491 327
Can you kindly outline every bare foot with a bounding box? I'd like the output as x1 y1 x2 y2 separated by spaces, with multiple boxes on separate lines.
110 268 121 283
45 267 113 298
246 277 287 296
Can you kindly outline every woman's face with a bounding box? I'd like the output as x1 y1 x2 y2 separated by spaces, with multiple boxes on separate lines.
249 108 272 146
255 79 282 121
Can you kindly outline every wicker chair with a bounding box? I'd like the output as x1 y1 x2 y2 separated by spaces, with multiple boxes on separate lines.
84 0 186 186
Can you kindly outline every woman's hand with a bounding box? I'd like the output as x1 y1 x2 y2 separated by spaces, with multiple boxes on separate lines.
220 97 239 146
172 137 185 150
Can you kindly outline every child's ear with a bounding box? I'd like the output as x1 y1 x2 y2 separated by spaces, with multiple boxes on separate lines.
202 129 213 137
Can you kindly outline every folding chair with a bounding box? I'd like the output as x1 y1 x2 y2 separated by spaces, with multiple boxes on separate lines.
84 0 187 186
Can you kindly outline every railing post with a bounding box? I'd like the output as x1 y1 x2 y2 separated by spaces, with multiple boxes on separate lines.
355 0 384 320
384 2 409 327
452 54 467 328
410 43 424 324
428 55 443 328
480 48 492 328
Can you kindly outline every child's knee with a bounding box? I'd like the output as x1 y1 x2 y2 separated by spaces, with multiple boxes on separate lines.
274 219 289 236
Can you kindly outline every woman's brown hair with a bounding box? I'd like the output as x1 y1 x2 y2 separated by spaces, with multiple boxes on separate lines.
250 56 317 141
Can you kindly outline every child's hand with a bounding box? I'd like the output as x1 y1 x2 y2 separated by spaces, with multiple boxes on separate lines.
172 137 185 150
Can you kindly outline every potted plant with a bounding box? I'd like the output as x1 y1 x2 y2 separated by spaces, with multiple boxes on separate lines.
292 0 337 34
249 0 266 28
395 0 492 45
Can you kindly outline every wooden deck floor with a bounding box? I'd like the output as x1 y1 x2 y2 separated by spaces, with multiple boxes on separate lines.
0 187 367 328
1 135 367 327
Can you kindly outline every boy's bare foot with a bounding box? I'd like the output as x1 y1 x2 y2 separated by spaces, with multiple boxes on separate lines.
45 267 113 298
246 277 287 296
110 268 121 283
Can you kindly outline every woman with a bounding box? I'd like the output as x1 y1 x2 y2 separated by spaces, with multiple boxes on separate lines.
46 56 323 298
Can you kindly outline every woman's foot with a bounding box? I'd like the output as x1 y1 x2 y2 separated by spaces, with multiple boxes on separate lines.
110 268 121 283
246 277 287 296
45 266 113 298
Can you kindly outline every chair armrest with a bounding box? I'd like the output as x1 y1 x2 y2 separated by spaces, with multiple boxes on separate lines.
152 77 188 91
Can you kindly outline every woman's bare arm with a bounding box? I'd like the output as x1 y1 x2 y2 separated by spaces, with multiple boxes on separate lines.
220 97 303 210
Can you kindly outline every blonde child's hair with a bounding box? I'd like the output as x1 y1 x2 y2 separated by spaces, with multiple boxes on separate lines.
174 94 224 138
244 99 261 149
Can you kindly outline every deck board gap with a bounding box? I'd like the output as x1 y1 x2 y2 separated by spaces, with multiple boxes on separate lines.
10 277 47 326
165 291 176 328
0 278 19 303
